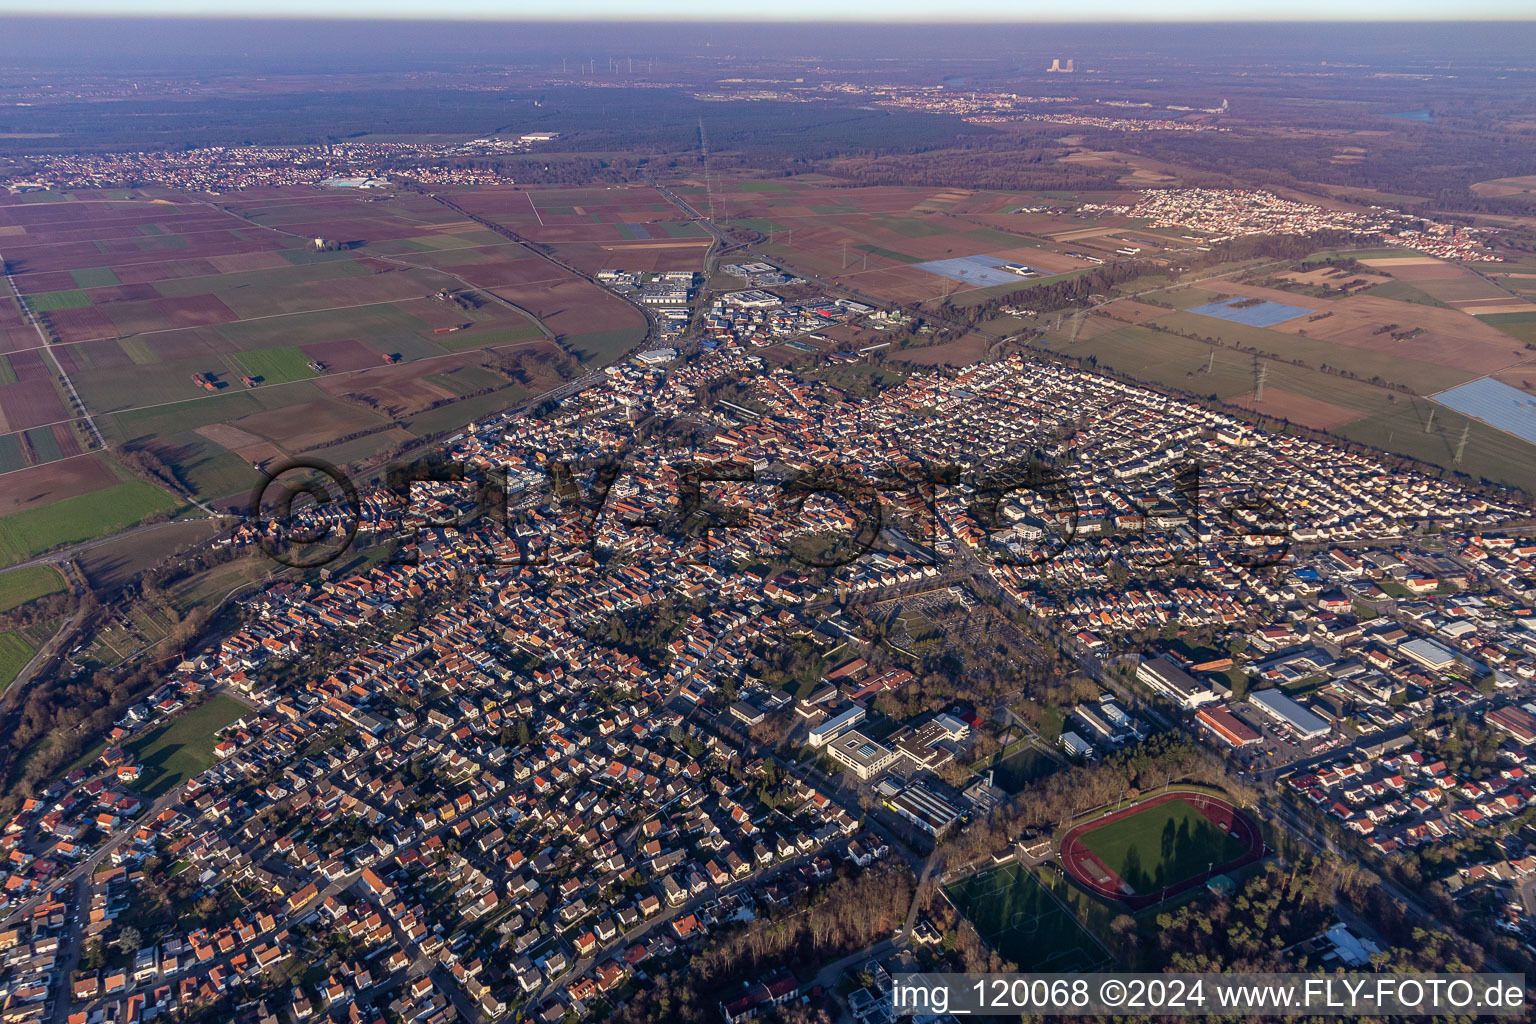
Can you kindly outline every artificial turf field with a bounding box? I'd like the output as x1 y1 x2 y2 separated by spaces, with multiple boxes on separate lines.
1078 797 1246 895
945 862 1112 972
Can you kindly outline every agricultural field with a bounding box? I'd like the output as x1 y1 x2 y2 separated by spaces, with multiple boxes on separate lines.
0 631 35 694
0 564 66 613
0 472 182 565
945 862 1112 971
0 186 604 519
1043 259 1536 492
1357 255 1536 317
696 179 1107 306
124 693 251 798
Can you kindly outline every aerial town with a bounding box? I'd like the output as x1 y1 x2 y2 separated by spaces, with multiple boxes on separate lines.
4 334 1534 1024
3 12 1536 1024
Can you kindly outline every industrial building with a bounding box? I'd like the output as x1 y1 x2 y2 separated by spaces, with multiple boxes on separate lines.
1400 637 1460 672
1487 705 1536 746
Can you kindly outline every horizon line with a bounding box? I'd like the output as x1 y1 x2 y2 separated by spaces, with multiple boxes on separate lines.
4 13 1536 24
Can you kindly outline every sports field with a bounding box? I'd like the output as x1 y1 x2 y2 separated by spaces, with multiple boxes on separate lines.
945 862 1112 972
1080 798 1244 893
125 693 251 797
1060 793 1261 909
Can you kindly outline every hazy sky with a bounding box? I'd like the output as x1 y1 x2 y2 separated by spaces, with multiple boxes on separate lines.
2 1 1534 20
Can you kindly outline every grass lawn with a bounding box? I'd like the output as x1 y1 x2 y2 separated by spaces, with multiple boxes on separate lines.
126 694 251 797
811 364 909 397
0 565 67 613
945 862 1111 971
0 631 37 694
1079 798 1244 894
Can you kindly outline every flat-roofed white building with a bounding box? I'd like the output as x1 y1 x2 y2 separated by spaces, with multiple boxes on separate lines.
827 730 897 780
808 706 866 748
1136 656 1217 709
1248 688 1330 740
1400 637 1459 672
1061 731 1095 759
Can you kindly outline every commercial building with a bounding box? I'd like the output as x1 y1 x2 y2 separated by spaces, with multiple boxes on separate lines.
1195 705 1262 749
1249 689 1330 741
1400 637 1460 672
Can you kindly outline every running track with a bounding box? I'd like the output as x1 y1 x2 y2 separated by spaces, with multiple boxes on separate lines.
1058 791 1263 910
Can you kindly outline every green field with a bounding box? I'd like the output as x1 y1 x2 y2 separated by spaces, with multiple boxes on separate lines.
0 631 36 693
234 347 319 385
737 181 792 192
854 244 922 265
563 324 648 365
27 289 92 311
945 862 1111 971
1481 311 1536 346
0 479 182 566
24 427 61 464
0 434 23 473
871 216 948 239
431 322 545 351
0 565 67 613
125 694 251 797
71 267 121 289
728 217 789 235
1362 279 1450 308
1079 798 1244 894
657 220 710 239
